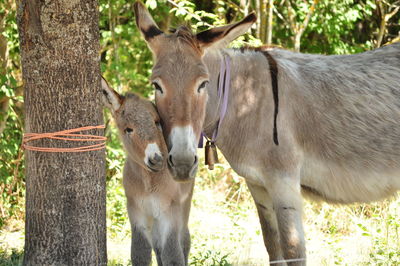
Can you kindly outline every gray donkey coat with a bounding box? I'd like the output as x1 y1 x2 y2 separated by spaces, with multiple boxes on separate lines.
134 2 400 264
203 43 400 263
204 43 400 264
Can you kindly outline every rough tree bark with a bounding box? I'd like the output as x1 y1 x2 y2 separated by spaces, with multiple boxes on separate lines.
17 1 107 265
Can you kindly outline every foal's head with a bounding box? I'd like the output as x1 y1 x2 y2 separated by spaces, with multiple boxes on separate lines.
134 1 255 180
102 78 167 172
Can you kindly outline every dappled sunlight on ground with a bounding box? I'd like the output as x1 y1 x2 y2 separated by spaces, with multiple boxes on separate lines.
189 183 268 265
1 156 399 265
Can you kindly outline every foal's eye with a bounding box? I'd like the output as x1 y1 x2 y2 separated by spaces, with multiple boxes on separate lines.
124 127 133 134
152 82 163 94
198 81 209 93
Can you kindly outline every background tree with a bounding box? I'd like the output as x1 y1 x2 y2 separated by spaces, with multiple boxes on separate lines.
17 1 106 265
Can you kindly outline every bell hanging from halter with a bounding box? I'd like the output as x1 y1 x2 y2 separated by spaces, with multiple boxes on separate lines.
205 140 219 170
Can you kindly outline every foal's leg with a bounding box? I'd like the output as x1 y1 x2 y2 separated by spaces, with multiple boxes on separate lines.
181 226 191 265
269 174 306 265
127 201 153 266
154 217 186 266
181 182 194 265
163 229 186 266
131 224 152 266
246 181 285 264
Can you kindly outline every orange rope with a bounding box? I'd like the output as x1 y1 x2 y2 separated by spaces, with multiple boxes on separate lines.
23 125 106 152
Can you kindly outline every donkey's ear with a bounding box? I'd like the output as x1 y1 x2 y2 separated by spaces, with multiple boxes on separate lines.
101 77 123 112
133 1 163 52
196 13 256 51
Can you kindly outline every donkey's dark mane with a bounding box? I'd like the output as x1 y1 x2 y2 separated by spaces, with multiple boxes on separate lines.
234 45 285 53
169 26 201 53
234 45 281 145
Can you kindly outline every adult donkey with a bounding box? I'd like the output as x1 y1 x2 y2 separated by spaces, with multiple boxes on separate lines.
134 1 400 264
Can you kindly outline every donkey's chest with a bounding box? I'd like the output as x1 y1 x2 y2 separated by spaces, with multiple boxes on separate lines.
139 183 191 218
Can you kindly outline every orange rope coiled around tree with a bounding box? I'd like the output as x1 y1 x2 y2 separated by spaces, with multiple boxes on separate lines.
23 125 106 152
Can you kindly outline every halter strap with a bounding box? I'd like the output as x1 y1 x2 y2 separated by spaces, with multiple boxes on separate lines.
199 54 230 147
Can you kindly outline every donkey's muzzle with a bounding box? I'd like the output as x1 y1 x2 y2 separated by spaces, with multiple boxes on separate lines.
168 154 198 181
147 153 164 172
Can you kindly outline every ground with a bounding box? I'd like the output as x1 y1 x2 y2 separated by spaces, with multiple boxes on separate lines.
1 157 399 265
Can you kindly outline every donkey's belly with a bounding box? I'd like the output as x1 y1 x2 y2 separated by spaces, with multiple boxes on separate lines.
300 156 400 204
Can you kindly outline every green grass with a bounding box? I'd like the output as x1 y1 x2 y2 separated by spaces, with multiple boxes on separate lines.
1 153 399 265
0 248 23 266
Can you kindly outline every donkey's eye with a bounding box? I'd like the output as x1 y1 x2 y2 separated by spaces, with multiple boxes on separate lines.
198 81 209 93
152 82 163 94
124 127 133 134
155 121 162 130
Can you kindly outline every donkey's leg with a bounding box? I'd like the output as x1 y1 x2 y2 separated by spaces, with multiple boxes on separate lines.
127 201 153 266
246 181 285 264
154 245 163 266
131 224 153 266
163 231 185 266
269 174 306 265
181 182 194 265
154 217 186 266
181 225 191 265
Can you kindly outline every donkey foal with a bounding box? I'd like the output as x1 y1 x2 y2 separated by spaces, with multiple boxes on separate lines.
102 78 194 266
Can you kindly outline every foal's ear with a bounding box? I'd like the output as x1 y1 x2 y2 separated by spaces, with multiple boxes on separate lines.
101 77 123 112
196 13 256 51
133 1 163 52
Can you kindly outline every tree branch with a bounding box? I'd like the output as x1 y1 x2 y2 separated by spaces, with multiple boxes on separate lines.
375 0 399 47
285 0 297 34
294 0 319 51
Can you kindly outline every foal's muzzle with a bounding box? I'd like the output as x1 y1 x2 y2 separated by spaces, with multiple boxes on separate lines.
146 153 164 172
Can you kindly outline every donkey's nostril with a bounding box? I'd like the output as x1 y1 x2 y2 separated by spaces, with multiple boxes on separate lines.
168 155 174 167
153 153 162 163
193 155 198 165
149 153 163 166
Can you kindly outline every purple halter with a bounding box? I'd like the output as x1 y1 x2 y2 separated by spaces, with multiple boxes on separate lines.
199 54 231 148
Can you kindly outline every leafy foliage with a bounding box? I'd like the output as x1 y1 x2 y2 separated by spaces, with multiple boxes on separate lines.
0 0 23 228
190 249 232 266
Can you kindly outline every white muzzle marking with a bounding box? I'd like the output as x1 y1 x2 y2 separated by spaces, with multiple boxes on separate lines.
168 126 197 155
144 142 161 164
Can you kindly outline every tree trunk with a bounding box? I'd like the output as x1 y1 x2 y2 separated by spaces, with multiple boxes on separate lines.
253 0 261 40
0 11 9 136
17 1 107 265
266 0 273 45
259 0 267 43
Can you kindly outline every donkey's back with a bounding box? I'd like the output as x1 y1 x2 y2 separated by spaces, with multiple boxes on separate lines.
276 43 400 203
